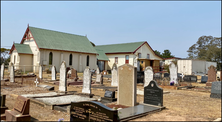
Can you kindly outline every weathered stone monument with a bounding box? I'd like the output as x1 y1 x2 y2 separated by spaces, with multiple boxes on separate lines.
39 65 43 79
70 68 77 79
169 62 178 84
96 66 100 75
206 65 217 86
117 64 137 107
9 62 14 83
144 80 163 106
59 61 67 92
82 67 91 94
210 81 221 98
111 63 118 86
144 66 153 87
51 66 56 81
1 63 4 80
96 73 103 84
8 62 11 73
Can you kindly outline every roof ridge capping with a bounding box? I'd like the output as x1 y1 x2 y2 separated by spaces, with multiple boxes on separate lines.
96 41 146 46
29 26 86 37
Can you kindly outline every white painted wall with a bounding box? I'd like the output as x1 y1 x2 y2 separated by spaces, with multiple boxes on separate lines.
19 54 33 71
106 54 134 70
177 60 192 75
192 60 206 73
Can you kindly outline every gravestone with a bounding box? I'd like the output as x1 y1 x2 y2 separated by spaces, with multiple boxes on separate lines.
201 76 208 83
59 61 67 92
164 73 169 77
39 65 43 79
5 95 31 121
210 81 221 98
183 75 197 82
70 68 77 79
144 80 163 106
137 71 144 83
1 63 4 80
1 95 8 114
51 66 56 81
206 65 217 86
101 91 117 103
96 66 100 75
9 62 14 83
144 66 153 87
118 64 137 107
70 101 118 121
111 63 118 86
8 62 11 73
96 74 103 84
82 67 91 94
34 78 39 87
169 62 178 84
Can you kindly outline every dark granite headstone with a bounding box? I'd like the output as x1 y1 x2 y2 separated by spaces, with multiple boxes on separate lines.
201 76 208 83
104 91 115 98
210 81 221 98
183 75 197 82
0 95 6 107
70 101 118 121
137 71 144 83
102 91 117 103
164 73 169 77
144 80 163 106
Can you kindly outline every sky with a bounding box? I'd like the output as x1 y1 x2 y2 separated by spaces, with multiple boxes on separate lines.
1 1 221 58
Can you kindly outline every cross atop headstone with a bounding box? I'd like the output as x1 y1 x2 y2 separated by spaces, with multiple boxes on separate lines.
180 73 184 81
34 78 39 87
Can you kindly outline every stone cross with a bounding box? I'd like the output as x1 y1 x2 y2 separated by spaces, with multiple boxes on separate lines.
51 66 56 81
82 67 91 94
59 61 67 92
169 62 178 84
39 65 43 79
34 78 39 87
1 63 5 80
117 64 137 107
144 66 153 87
9 62 14 82
111 63 118 86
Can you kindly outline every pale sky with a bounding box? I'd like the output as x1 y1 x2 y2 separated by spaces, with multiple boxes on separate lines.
1 1 221 58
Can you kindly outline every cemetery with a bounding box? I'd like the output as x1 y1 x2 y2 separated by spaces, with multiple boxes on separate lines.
0 61 221 121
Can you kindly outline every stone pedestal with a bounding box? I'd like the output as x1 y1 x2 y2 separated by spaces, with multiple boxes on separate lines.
1 106 8 114
5 110 31 121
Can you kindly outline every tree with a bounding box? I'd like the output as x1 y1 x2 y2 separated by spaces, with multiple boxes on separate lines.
187 36 221 70
154 50 161 57
1 48 10 65
161 49 174 58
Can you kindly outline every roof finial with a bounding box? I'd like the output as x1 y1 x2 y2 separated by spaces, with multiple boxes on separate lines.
13 41 15 44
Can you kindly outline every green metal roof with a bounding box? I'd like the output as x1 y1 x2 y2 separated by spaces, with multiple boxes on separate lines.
95 41 145 53
14 43 33 54
29 26 97 54
95 49 109 61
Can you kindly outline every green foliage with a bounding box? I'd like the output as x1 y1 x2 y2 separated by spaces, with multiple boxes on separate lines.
154 50 161 57
1 48 10 65
154 49 174 58
187 36 221 70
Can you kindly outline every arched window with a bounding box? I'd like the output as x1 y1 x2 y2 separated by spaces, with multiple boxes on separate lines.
86 55 89 66
49 52 53 65
69 54 73 65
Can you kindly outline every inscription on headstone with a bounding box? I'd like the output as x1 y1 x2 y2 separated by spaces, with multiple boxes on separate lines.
111 64 118 86
9 62 14 83
1 63 4 80
51 66 56 80
169 62 178 84
144 80 163 106
59 61 67 92
144 66 153 87
210 81 221 98
82 67 91 94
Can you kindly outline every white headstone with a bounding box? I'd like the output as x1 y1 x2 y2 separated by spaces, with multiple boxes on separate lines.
96 74 103 84
34 78 39 87
51 66 56 80
169 62 178 84
111 64 118 86
1 63 4 80
96 66 100 75
59 61 67 92
144 66 153 87
8 62 11 73
134 56 140 71
9 62 14 82
82 67 91 94
39 65 43 79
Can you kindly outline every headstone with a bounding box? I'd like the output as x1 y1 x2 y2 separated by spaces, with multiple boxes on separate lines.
164 73 169 77
70 68 77 79
1 63 4 80
144 80 163 106
39 65 43 79
51 66 56 80
201 76 208 83
96 66 100 75
8 62 11 73
70 101 118 121
104 91 115 98
144 66 153 87
96 74 103 84
118 64 137 107
207 65 217 86
82 67 91 94
210 81 221 98
111 64 118 86
5 95 31 121
137 71 144 83
59 61 67 92
183 75 197 82
9 62 14 83
169 62 178 84
34 78 39 87
101 91 117 103
134 56 140 71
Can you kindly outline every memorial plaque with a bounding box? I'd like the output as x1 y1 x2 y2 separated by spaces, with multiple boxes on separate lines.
201 76 208 83
70 101 118 122
210 81 221 98
164 73 169 77
1 95 6 107
104 91 115 98
144 66 153 87
13 96 30 115
144 80 163 106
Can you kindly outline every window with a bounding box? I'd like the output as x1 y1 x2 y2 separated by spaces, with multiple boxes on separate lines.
69 54 73 65
138 53 141 58
115 57 118 64
86 55 89 66
49 52 53 65
125 55 129 64
147 54 150 59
